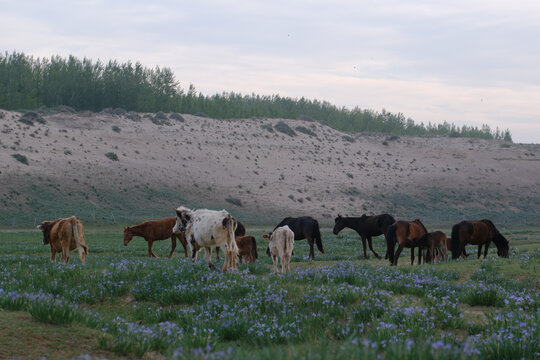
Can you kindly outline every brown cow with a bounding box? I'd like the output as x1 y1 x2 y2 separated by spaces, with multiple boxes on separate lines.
236 235 258 264
124 217 188 258
37 216 88 264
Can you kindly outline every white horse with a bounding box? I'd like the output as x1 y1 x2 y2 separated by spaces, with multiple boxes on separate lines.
173 206 238 271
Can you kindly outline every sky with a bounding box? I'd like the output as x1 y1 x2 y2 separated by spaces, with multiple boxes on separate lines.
1 0 539 143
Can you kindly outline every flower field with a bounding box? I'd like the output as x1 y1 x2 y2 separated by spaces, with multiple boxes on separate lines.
0 227 538 359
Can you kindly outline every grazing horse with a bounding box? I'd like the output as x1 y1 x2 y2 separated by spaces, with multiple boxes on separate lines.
274 216 324 259
386 219 428 266
333 213 395 259
37 216 88 264
420 231 449 263
451 219 509 260
173 206 238 271
124 217 187 258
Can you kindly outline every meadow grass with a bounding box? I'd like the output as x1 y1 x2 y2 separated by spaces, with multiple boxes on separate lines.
0 227 538 359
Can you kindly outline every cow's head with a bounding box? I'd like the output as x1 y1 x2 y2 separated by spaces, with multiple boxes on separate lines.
123 227 133 246
262 232 273 256
172 206 192 234
37 221 54 245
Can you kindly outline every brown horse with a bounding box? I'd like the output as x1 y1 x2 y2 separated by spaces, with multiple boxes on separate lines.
451 219 509 259
386 219 428 266
124 217 187 258
420 231 448 263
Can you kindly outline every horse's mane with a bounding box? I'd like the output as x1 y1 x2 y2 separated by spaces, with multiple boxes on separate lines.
412 219 428 233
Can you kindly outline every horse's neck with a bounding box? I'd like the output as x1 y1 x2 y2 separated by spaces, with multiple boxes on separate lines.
344 218 363 232
129 224 147 237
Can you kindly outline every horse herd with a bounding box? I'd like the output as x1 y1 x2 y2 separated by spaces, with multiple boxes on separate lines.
36 207 510 273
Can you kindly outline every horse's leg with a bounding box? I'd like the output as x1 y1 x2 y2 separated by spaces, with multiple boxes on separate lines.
178 233 188 257
483 242 490 258
168 235 177 259
411 247 416 265
147 240 155 258
393 245 404 266
367 236 381 259
204 247 216 270
272 254 278 274
307 236 315 259
477 245 482 259
360 236 368 259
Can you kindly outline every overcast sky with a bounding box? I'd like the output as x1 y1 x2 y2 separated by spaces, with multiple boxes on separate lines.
1 0 539 143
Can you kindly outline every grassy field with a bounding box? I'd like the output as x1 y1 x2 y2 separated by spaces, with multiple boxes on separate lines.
0 226 538 359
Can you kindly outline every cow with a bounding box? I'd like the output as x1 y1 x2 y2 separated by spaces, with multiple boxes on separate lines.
37 216 88 264
236 235 258 264
172 206 238 271
273 216 324 259
263 225 294 274
214 220 246 260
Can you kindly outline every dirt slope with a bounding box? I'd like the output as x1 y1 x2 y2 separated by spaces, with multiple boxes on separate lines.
1 109 538 226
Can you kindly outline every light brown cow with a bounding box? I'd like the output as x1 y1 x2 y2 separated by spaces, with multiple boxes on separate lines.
37 216 88 264
263 225 294 274
236 235 258 264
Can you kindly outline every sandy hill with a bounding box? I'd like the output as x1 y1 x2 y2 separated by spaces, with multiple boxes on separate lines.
0 109 538 226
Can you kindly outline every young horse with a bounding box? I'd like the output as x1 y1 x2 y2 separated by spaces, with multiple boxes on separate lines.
274 216 324 259
124 217 188 258
451 219 509 260
333 213 395 259
420 231 448 263
386 219 428 266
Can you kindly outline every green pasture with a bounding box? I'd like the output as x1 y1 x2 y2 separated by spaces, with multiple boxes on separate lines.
0 226 538 359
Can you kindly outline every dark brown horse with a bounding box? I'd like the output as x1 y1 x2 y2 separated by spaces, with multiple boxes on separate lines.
274 217 324 259
333 213 395 259
451 219 509 259
386 219 428 266
124 217 188 258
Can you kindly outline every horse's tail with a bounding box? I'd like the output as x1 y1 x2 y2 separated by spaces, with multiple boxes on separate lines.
386 224 397 265
252 237 258 259
313 221 325 254
71 217 88 255
227 216 238 255
450 223 461 260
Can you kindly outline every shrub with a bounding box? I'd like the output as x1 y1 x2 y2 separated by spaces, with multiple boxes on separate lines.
18 111 45 126
193 112 208 117
126 112 141 121
105 152 119 161
112 125 121 133
261 124 274 133
169 113 185 122
225 197 242 207
275 121 296 136
342 135 355 143
297 114 314 121
155 111 168 120
151 117 171 126
11 153 29 165
113 108 127 115
295 126 317 137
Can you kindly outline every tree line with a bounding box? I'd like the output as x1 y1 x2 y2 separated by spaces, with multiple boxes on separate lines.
0 51 512 141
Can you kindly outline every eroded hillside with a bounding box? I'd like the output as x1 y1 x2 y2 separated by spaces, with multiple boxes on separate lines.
1 109 538 226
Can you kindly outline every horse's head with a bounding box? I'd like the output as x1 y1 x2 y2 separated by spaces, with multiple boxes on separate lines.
37 221 54 245
333 215 345 235
172 206 192 234
123 227 133 246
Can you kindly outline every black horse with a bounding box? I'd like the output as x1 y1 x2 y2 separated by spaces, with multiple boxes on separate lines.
333 213 396 259
273 216 325 259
